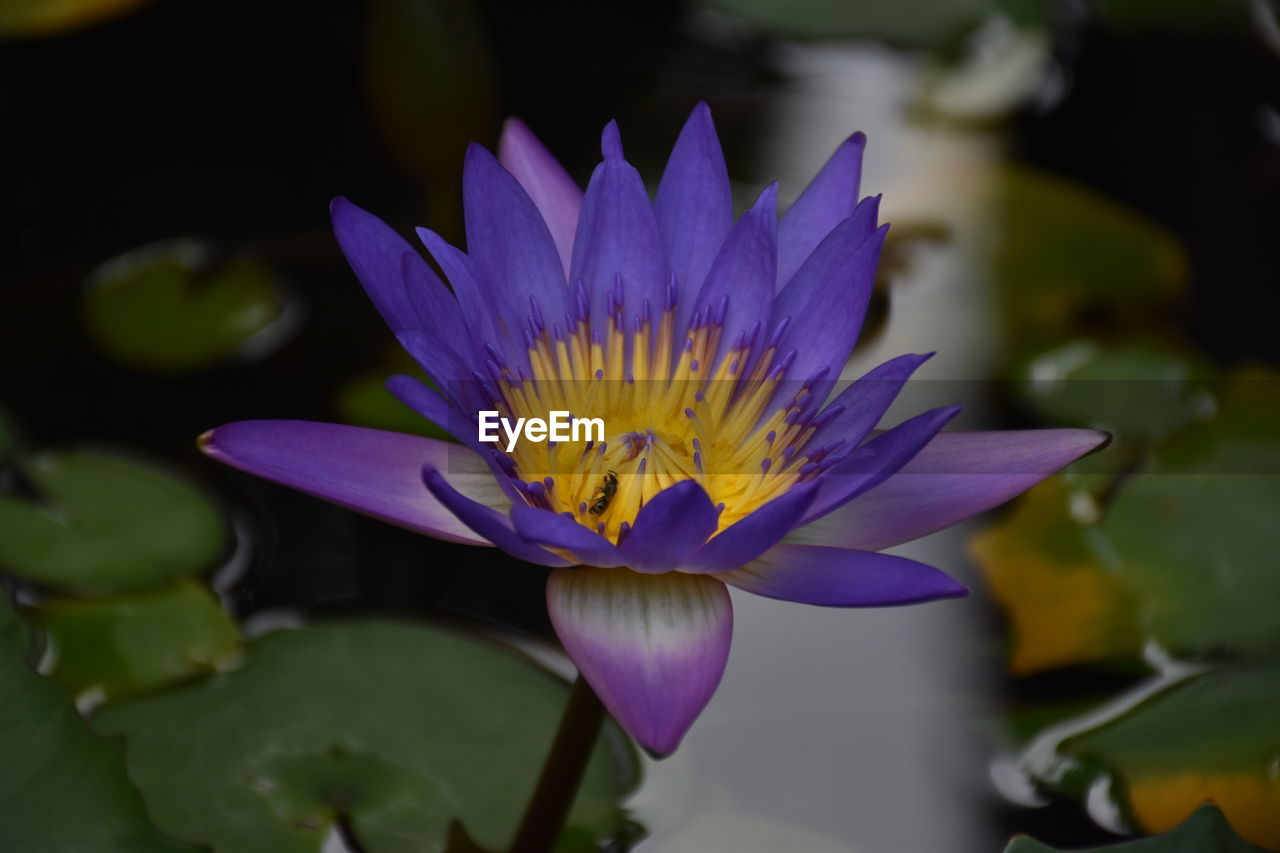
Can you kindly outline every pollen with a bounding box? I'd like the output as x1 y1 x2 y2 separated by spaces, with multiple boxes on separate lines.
477 278 838 543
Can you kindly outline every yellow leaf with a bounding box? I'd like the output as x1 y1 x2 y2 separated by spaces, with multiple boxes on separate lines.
970 478 1142 675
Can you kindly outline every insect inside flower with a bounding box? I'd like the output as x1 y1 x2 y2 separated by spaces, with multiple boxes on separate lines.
588 470 619 517
200 103 1107 753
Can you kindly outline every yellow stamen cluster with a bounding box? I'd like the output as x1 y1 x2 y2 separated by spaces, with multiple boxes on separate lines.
486 304 829 544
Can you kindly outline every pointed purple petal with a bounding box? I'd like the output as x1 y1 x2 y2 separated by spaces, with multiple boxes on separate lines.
415 226 498 360
805 405 963 522
546 567 732 755
654 102 733 301
463 144 568 352
778 132 867 289
396 330 485 418
397 252 472 359
331 198 464 348
788 429 1109 551
569 121 665 338
385 374 484 453
805 352 934 450
769 214 887 398
509 503 626 567
688 183 779 367
422 467 573 567
620 480 720 573
717 544 967 606
681 481 818 574
200 420 496 546
499 118 583 276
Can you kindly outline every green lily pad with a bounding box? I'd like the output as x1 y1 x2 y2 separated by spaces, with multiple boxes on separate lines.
0 595 201 851
1100 371 1280 656
1014 341 1216 443
970 478 1144 676
93 621 640 853
1005 804 1271 852
1063 660 1280 849
84 240 287 373
989 167 1187 359
34 580 241 703
0 448 229 594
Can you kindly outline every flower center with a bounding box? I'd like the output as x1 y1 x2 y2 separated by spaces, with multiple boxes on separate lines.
481 282 841 544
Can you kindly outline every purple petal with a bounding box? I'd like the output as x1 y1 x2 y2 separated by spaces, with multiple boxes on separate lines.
498 118 583 276
415 226 499 361
804 405 963 522
777 133 867 289
463 144 568 353
385 374 485 453
788 429 1109 552
681 481 818 574
200 420 497 546
509 503 626 567
654 103 733 302
769 215 888 399
619 480 720 573
396 331 484 416
805 352 934 450
422 467 573 567
569 121 665 339
546 567 732 755
689 183 779 367
717 544 967 606
397 252 472 359
330 198 467 352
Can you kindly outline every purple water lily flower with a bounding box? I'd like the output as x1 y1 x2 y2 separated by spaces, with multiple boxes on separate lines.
200 104 1105 755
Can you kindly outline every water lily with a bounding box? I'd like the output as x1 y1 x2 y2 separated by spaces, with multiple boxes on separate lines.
200 104 1105 754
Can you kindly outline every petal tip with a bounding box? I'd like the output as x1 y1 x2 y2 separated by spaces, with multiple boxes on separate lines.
196 428 216 455
463 141 498 172
601 120 623 160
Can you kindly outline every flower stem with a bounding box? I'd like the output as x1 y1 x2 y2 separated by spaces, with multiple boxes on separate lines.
508 674 606 853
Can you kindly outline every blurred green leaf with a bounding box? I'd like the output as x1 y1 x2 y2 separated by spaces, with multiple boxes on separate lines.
987 370 1280 845
0 448 228 594
1014 342 1215 443
1004 804 1270 852
1091 0 1245 32
971 478 1143 676
0 595 201 851
1064 661 1280 849
95 621 641 853
978 370 1280 671
364 0 497 234
34 580 240 703
0 0 148 39
989 167 1187 359
85 240 288 374
1101 370 1280 656
337 352 452 441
